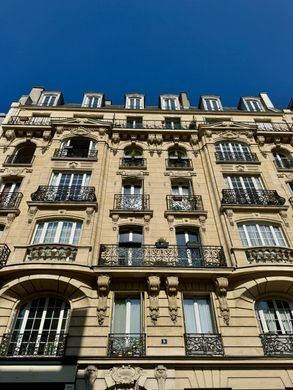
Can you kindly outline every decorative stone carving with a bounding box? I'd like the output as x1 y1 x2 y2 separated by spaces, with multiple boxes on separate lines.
199 215 206 232
235 165 245 172
4 130 15 141
6 213 16 228
28 206 38 224
144 214 151 231
56 126 63 134
111 214 119 230
215 277 230 325
109 365 143 388
43 130 52 141
225 209 234 226
154 365 168 390
67 161 79 169
86 207 95 224
166 276 179 322
147 133 156 145
70 127 91 136
111 132 120 144
279 210 289 226
257 136 265 146
147 275 161 323
166 214 174 231
84 365 98 390
190 134 198 145
97 274 110 325
156 134 163 145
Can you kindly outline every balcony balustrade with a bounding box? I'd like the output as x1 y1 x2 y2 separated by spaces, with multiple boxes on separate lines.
113 194 150 211
0 192 23 209
114 119 196 130
256 122 293 132
215 151 259 163
245 246 293 263
0 332 67 357
166 158 193 169
99 244 226 267
221 189 285 206
107 333 146 357
260 333 293 356
53 148 97 159
26 244 78 262
119 157 146 168
184 333 224 356
31 186 96 202
0 244 11 268
166 195 203 211
4 154 35 166
7 116 52 125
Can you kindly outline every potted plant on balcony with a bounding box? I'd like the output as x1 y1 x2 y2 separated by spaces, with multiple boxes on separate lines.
155 237 169 248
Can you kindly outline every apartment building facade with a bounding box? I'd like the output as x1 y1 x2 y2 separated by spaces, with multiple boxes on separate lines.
0 87 293 390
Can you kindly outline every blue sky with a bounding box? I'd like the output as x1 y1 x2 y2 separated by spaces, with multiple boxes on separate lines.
0 0 292 112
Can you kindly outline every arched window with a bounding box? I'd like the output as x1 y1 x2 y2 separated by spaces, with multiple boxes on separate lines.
256 299 293 334
8 141 36 164
273 149 293 170
55 138 97 159
238 222 287 247
167 147 191 169
118 226 143 266
32 220 82 245
5 297 70 356
122 146 144 167
215 142 255 162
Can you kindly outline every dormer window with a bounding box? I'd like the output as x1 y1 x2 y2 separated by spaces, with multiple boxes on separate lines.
125 95 144 109
243 98 264 112
82 94 103 108
161 95 180 110
202 97 222 111
39 94 59 107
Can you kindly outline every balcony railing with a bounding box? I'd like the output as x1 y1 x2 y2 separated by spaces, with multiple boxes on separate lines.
0 244 11 268
166 158 193 169
31 186 96 202
245 246 293 263
166 195 203 211
4 154 35 166
113 194 150 211
26 244 78 261
260 333 293 356
0 192 23 209
107 333 146 357
221 189 285 206
7 116 52 125
184 333 224 356
114 119 196 130
256 122 293 132
119 157 146 168
215 151 259 163
53 148 97 159
99 244 226 267
0 332 67 357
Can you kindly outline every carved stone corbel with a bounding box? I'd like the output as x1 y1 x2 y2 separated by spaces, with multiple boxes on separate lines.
190 134 198 145
166 276 179 322
225 209 234 225
97 275 111 325
6 213 16 228
279 210 289 226
147 275 161 323
56 126 63 134
28 206 38 224
257 136 265 146
154 365 167 390
144 214 151 231
111 132 120 144
215 277 230 325
84 365 98 390
111 214 119 230
199 215 206 232
85 207 95 224
43 130 52 141
4 130 15 141
107 365 144 389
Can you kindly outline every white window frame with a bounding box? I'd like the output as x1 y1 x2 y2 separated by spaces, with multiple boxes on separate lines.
183 296 215 334
203 98 222 111
160 96 180 110
49 172 90 187
39 94 59 107
225 175 263 190
244 98 264 112
238 223 287 247
32 220 82 245
257 299 293 334
125 95 144 109
126 117 143 129
165 117 181 129
112 295 142 334
82 94 103 108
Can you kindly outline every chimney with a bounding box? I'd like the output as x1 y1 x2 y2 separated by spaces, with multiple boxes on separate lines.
179 92 190 109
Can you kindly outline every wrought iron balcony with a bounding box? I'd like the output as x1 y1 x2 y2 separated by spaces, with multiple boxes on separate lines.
0 244 11 268
114 119 196 130
245 246 293 263
4 154 35 166
119 157 146 168
53 148 97 159
215 151 259 163
26 244 78 262
166 195 203 211
166 158 193 169
184 333 224 356
31 186 96 202
0 192 23 209
260 333 293 356
107 333 146 357
221 189 285 206
99 244 226 267
0 332 67 357
113 194 150 211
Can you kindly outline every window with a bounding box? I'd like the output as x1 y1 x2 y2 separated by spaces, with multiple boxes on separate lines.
7 297 69 356
32 220 82 245
176 228 201 266
215 142 254 162
165 117 181 129
183 296 215 334
48 172 90 201
118 227 143 265
238 223 287 247
225 175 262 191
40 94 58 107
82 94 102 108
0 180 22 208
273 150 293 169
122 147 144 167
121 181 143 210
203 98 222 111
161 96 180 110
126 117 143 129
125 96 144 109
57 138 97 159
8 141 36 165
256 299 293 334
169 180 195 211
244 98 264 112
